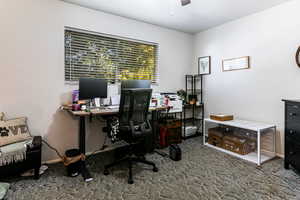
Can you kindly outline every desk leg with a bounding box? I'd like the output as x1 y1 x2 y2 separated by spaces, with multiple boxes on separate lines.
79 116 93 182
79 116 86 154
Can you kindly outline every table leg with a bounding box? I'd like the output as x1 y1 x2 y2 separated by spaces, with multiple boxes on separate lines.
203 120 206 145
79 116 93 182
273 126 276 156
79 116 86 154
257 130 261 166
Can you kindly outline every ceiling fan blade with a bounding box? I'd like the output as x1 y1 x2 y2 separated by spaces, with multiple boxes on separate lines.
181 0 191 6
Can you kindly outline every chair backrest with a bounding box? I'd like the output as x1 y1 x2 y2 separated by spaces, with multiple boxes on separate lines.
119 88 152 127
118 88 154 153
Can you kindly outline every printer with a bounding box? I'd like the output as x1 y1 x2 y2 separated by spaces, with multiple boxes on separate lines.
161 93 183 113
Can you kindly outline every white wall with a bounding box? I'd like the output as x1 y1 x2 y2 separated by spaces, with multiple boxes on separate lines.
0 0 193 161
194 0 300 155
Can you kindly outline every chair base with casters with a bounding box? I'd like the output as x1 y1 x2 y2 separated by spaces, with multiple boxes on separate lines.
103 145 158 184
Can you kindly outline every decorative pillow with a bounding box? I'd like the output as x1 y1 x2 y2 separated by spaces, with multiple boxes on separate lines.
0 117 31 147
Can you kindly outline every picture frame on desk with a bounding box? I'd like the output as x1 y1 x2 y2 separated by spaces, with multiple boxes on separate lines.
198 56 211 75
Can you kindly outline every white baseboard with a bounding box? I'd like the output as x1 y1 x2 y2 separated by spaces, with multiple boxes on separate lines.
276 153 284 158
44 158 62 165
261 150 284 159
43 147 285 165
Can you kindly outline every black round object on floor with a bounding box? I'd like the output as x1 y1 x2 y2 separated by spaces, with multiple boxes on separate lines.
65 149 82 177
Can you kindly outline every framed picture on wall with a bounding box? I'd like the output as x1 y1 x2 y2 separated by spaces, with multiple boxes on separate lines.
198 56 211 75
222 56 250 72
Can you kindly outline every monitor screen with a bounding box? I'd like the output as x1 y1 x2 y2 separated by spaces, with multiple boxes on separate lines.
79 78 108 100
121 80 151 89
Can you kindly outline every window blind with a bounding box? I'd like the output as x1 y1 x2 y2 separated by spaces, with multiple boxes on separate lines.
65 29 158 83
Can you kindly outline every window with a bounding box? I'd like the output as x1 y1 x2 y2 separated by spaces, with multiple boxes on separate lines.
64 29 158 83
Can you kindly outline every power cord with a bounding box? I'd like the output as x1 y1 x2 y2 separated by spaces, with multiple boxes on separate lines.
42 134 108 162
29 116 110 162
42 139 65 160
86 133 108 161
27 128 65 161
85 116 110 160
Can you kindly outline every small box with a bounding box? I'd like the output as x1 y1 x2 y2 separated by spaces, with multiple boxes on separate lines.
210 114 234 121
182 126 197 137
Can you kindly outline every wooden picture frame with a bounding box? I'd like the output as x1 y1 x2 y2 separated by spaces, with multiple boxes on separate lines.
296 46 300 68
198 56 211 75
222 56 250 72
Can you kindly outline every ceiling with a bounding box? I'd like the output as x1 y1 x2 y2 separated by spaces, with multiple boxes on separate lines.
62 0 290 33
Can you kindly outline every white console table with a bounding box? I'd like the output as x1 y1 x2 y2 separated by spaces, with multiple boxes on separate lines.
203 118 276 166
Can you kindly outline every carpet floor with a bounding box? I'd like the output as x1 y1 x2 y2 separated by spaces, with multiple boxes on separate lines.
4 137 300 200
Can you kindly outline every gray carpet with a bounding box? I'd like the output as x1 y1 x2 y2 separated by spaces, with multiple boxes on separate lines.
5 137 300 200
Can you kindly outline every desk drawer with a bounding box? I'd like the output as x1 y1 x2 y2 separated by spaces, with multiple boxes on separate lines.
285 137 300 157
286 128 300 142
286 119 300 130
286 104 300 121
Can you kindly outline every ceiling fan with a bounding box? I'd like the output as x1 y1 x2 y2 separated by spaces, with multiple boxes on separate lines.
181 0 191 6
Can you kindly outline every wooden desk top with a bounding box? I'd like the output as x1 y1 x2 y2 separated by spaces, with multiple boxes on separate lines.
60 105 170 117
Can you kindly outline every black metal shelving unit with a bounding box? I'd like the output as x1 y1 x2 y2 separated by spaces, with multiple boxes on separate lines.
182 74 204 139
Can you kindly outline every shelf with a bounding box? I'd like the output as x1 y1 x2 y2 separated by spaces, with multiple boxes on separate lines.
184 74 204 136
204 143 273 164
193 74 202 78
183 118 194 123
182 132 202 140
204 118 275 132
203 118 277 166
184 118 203 122
184 104 203 108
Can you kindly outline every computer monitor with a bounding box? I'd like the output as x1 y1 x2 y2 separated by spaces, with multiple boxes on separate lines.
121 80 151 89
79 78 108 100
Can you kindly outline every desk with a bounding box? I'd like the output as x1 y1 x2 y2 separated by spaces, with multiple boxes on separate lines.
61 105 170 181
63 106 169 116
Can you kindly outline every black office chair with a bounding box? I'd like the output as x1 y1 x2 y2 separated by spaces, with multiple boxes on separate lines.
103 88 158 184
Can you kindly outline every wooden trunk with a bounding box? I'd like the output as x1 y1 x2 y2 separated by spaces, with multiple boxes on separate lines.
222 135 255 155
208 127 224 147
